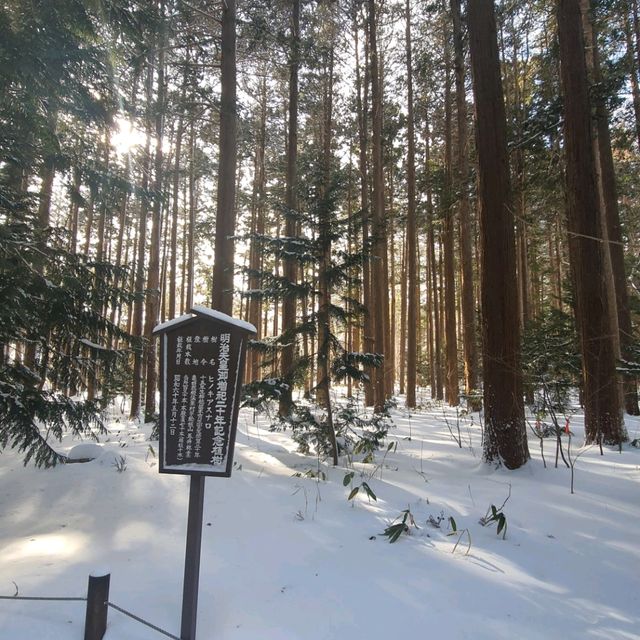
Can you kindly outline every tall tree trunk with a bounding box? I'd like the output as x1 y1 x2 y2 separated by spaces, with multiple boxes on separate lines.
247 75 268 383
507 11 531 333
443 12 459 407
623 5 640 151
425 113 443 401
555 0 626 444
279 0 300 416
468 0 529 469
316 15 339 465
186 119 196 312
451 0 478 404
405 0 418 408
426 227 436 397
83 184 97 257
550 218 563 311
632 0 640 86
211 0 237 317
168 59 188 321
368 0 387 411
37 155 55 229
386 174 396 396
68 164 81 254
109 172 130 345
24 149 57 373
129 59 154 420
355 11 375 407
159 196 171 324
581 0 639 416
346 151 358 398
144 2 167 420
399 225 407 396
95 131 111 265
126 207 138 337
381 52 393 400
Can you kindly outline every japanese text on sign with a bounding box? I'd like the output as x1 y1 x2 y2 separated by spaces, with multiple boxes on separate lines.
162 321 242 473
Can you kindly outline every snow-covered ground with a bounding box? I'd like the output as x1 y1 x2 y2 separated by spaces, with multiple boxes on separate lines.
0 396 639 639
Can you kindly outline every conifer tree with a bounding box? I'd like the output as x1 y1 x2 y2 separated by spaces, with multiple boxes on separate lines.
468 0 529 468
0 0 136 465
556 0 627 445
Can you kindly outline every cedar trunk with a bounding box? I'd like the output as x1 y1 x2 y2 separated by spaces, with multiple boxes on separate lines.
143 4 167 420
279 0 300 416
451 0 478 402
443 16 459 407
468 0 529 469
368 0 387 411
129 61 154 420
211 0 237 317
556 0 626 444
355 14 374 406
405 0 418 408
247 76 267 383
425 114 443 401
623 6 640 151
316 16 339 464
581 1 640 416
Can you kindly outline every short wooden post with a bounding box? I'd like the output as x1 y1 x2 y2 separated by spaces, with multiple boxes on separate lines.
84 572 110 640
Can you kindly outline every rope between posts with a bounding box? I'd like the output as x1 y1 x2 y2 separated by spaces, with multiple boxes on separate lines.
0 594 180 640
0 595 86 602
108 601 181 640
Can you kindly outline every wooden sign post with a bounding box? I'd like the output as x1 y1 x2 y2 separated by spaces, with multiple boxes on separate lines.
153 306 256 640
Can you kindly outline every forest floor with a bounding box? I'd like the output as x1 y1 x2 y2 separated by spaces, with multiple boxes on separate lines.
0 393 639 639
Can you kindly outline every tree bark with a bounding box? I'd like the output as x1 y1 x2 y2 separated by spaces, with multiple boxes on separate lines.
143 1 167 420
247 75 268 383
425 113 443 401
443 11 459 407
581 1 639 416
95 131 110 265
68 164 81 254
399 224 407 396
355 10 375 407
316 12 339 464
129 60 154 420
168 58 188 321
385 171 396 396
623 4 640 151
211 0 237 317
451 0 478 404
368 0 387 411
555 0 626 444
405 0 418 408
468 0 529 469
279 0 300 416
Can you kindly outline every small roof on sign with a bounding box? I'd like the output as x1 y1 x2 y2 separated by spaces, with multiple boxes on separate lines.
153 313 194 334
191 305 257 334
152 306 257 335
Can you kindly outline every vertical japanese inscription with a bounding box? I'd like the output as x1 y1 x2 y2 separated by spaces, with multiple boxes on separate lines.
161 317 244 474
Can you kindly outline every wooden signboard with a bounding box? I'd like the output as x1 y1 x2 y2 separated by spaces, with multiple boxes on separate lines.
154 305 256 476
154 306 256 640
